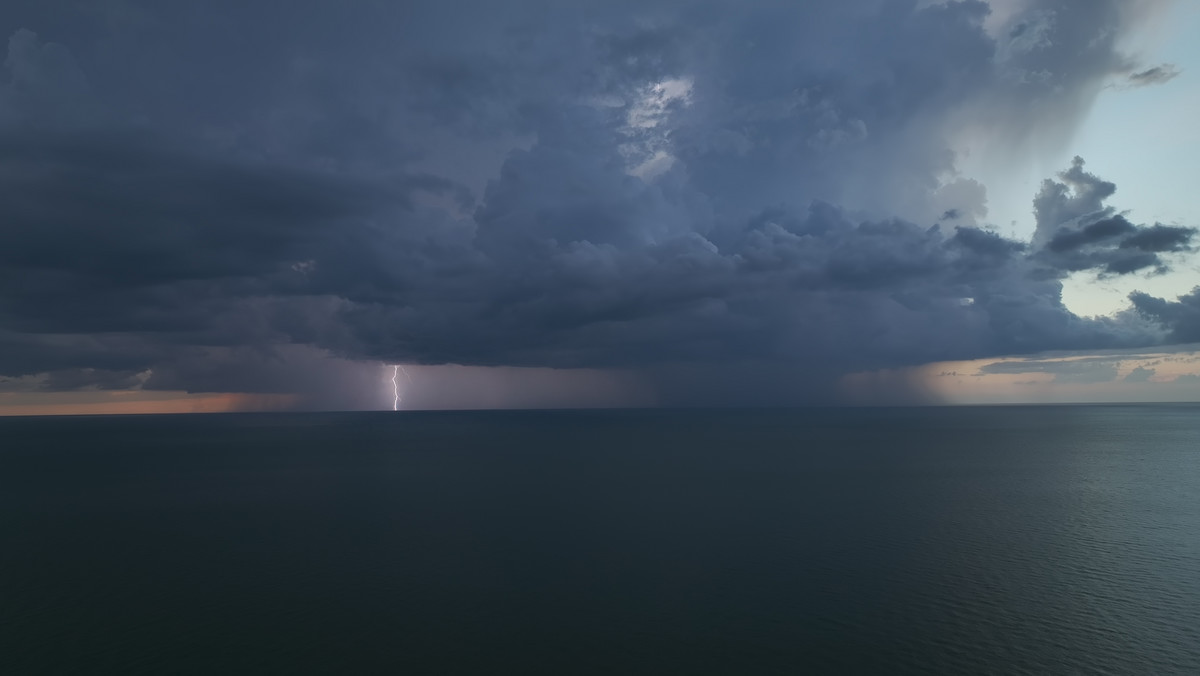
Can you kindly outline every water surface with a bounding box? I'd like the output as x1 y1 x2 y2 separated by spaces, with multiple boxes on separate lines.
2 406 1198 673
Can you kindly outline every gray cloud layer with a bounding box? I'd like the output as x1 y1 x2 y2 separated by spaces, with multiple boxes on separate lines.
0 0 1193 406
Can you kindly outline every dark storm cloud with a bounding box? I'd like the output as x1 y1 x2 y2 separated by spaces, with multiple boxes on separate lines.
1030 158 1195 276
0 130 386 285
1039 214 1194 276
0 0 1191 405
1120 224 1196 253
1045 216 1137 253
1131 288 1200 343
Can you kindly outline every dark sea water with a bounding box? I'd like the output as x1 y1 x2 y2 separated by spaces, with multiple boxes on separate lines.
2 406 1199 674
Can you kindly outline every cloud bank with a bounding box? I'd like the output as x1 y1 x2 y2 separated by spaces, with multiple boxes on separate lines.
0 0 1194 407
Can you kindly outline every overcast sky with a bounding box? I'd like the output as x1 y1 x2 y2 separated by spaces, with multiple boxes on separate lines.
2 0 1199 413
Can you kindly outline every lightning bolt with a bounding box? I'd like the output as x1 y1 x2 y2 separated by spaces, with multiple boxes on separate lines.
392 365 400 411
390 364 413 411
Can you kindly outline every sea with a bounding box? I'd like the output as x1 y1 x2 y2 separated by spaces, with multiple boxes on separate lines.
2 406 1198 674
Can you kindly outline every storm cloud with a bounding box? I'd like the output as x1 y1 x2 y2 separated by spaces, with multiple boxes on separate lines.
0 0 1193 407
1131 287 1200 344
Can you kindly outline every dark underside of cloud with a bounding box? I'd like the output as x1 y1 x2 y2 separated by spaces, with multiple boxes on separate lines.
0 0 1193 406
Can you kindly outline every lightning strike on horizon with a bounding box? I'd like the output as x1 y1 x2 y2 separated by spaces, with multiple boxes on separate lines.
390 364 413 411
392 365 400 411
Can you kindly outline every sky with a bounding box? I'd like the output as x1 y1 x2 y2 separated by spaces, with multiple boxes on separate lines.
2 0 1199 413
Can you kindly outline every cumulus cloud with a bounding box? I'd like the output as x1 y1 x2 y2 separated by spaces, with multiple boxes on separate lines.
1030 157 1195 275
1131 287 1200 343
0 0 1192 406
